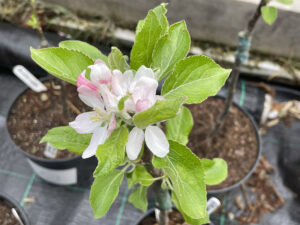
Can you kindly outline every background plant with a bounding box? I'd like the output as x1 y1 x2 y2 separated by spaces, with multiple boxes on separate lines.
31 4 230 225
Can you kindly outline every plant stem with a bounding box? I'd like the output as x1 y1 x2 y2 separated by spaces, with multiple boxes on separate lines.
141 148 172 225
209 0 268 138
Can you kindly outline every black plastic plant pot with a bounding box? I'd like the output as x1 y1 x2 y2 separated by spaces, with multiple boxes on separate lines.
134 208 214 225
0 192 31 225
206 96 262 194
6 78 97 187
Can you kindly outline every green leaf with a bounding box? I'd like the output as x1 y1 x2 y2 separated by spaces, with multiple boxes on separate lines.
40 126 91 154
152 3 169 31
94 126 129 177
59 40 108 63
152 21 191 81
126 165 153 188
130 5 168 70
30 47 94 85
172 192 209 225
161 55 231 104
108 47 130 73
261 6 278 25
153 140 207 219
90 169 124 218
133 97 185 129
276 0 293 5
118 96 129 111
166 106 193 145
201 158 228 185
128 185 148 212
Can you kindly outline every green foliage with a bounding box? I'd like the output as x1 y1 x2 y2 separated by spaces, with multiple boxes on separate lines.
133 97 185 129
90 169 124 218
130 4 168 70
40 126 91 154
261 6 278 25
127 165 154 188
59 40 108 64
162 55 230 104
128 185 148 212
172 193 209 225
201 158 228 185
94 126 129 177
166 106 193 145
108 47 130 72
27 14 40 29
152 21 191 80
118 96 129 111
30 47 93 85
276 0 293 5
153 140 207 219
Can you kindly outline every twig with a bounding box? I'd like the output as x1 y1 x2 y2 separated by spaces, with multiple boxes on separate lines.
67 100 81 115
241 183 253 211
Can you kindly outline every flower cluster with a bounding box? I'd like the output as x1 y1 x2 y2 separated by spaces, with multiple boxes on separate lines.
70 60 169 160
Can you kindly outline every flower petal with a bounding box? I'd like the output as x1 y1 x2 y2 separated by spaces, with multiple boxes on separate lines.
99 85 118 111
135 99 150 112
78 86 104 109
135 66 155 80
126 127 144 160
111 69 126 96
69 111 101 134
82 126 108 159
107 114 117 136
77 72 98 90
89 62 112 85
145 126 169 158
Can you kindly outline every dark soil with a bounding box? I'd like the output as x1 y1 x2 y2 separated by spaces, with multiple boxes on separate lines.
0 199 20 225
7 80 89 159
138 210 186 225
187 97 258 190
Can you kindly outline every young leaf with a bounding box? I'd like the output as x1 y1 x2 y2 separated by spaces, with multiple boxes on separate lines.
130 4 168 70
261 6 278 25
152 3 169 31
166 106 193 145
152 21 191 81
161 55 230 104
90 169 124 218
59 40 108 64
172 192 209 225
133 97 185 129
201 158 228 185
128 185 148 212
118 96 129 111
152 140 207 219
30 47 94 85
40 126 91 154
108 47 130 72
94 126 129 177
127 165 154 189
276 0 293 5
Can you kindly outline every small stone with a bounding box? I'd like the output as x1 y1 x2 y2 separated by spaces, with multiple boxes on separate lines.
33 119 38 124
40 93 48 101
228 212 235 220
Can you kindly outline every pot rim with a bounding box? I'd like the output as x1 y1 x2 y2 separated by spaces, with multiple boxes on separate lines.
205 95 262 194
0 191 31 225
6 76 81 164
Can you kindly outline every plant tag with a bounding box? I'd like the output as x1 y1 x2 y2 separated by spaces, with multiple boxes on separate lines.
28 159 77 185
12 65 47 92
44 143 58 159
206 197 221 215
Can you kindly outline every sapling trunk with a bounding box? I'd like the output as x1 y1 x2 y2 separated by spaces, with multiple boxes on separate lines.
142 147 172 225
209 0 268 138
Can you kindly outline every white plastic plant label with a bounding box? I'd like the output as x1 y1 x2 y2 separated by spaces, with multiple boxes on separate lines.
12 65 47 92
28 159 77 185
43 142 58 159
206 197 221 215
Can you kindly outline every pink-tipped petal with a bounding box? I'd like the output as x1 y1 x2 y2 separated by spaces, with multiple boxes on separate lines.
89 63 112 85
78 86 104 109
107 114 117 136
99 85 118 111
95 59 105 64
69 111 101 134
77 73 98 90
111 70 126 96
136 99 150 112
126 127 144 160
145 126 169 158
82 126 108 159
